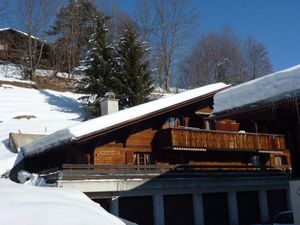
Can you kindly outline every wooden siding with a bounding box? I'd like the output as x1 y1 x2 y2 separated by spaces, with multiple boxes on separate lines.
157 128 287 152
93 128 156 165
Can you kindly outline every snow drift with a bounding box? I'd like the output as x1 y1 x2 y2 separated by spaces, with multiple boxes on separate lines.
0 178 125 225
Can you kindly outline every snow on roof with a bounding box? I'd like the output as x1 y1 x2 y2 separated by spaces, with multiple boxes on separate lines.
0 27 43 41
213 65 300 115
0 178 125 225
22 83 229 157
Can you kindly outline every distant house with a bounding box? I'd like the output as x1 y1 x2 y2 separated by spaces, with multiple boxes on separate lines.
0 28 52 67
17 82 291 225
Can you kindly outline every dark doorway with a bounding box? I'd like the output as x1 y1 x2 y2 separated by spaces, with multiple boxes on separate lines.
164 194 194 225
203 192 230 225
267 190 288 220
237 191 261 225
119 196 153 225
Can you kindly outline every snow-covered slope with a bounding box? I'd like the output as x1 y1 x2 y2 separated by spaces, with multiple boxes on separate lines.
0 84 85 175
0 64 126 225
0 178 125 225
213 64 300 115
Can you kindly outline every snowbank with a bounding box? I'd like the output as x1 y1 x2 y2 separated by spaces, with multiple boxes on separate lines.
0 178 125 225
213 65 300 115
22 83 229 157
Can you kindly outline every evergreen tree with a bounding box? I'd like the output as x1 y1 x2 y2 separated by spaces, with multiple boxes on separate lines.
77 15 118 116
116 25 153 109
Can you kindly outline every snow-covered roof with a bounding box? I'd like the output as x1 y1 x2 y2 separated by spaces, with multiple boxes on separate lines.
213 65 300 116
0 27 43 41
0 178 125 225
22 83 229 157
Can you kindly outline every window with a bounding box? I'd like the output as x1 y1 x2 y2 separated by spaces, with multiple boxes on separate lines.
204 119 212 130
167 117 179 128
275 155 288 166
251 155 260 166
275 156 282 166
134 153 151 165
0 43 8 51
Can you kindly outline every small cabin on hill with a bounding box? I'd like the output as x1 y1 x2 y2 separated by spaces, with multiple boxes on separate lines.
21 82 291 174
0 28 52 67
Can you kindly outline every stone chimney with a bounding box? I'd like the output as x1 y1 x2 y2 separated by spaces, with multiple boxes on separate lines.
100 92 119 116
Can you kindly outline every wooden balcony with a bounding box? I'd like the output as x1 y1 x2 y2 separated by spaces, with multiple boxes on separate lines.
156 128 287 152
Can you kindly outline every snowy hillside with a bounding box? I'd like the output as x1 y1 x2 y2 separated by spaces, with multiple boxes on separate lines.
0 69 85 175
0 64 127 225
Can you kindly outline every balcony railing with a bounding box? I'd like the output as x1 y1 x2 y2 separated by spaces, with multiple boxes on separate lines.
39 164 290 183
156 128 287 152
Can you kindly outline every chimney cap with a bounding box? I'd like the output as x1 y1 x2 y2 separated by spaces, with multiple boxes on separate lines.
104 91 116 99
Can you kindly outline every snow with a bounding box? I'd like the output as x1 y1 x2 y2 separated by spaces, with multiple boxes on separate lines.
0 64 72 82
213 65 300 115
22 83 229 157
0 178 125 225
0 27 42 41
0 64 34 84
0 84 85 175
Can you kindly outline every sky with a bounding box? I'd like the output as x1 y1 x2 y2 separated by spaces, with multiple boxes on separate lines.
115 0 300 72
1 0 299 72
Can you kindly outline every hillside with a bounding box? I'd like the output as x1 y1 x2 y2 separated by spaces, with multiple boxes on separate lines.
0 64 85 175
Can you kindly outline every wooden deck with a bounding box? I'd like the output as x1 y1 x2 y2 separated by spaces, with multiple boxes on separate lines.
156 128 287 152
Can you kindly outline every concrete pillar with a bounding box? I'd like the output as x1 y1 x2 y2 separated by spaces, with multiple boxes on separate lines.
228 191 239 225
287 188 292 210
259 190 269 222
153 194 165 225
111 196 119 216
193 193 204 225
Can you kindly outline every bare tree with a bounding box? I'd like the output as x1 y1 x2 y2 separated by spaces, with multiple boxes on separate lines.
18 0 60 80
135 0 199 91
49 0 101 77
180 28 246 88
245 36 273 79
98 0 136 43
179 28 273 88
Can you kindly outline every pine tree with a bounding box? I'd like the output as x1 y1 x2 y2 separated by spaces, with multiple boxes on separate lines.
116 25 153 109
77 15 118 116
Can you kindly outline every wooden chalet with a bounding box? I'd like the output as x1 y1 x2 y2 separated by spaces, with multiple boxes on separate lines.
0 28 52 67
17 82 292 225
20 82 291 176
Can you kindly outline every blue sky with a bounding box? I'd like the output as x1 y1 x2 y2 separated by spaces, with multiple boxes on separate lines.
115 0 300 72
1 0 299 72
